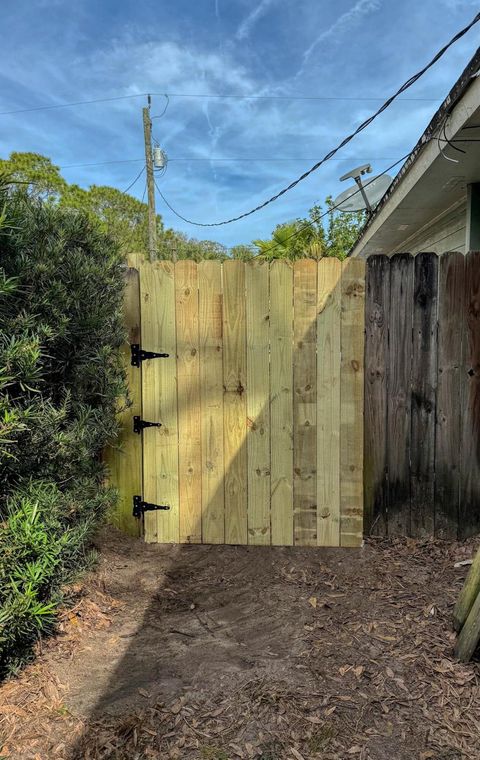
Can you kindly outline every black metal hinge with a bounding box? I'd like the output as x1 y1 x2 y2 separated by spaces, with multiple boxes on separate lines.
133 495 170 518
133 416 162 434
131 343 169 367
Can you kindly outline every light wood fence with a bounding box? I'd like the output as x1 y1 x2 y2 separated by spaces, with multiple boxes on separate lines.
106 257 365 547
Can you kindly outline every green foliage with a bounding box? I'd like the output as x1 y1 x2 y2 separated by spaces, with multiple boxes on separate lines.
60 182 158 256
0 481 115 676
0 179 125 677
253 199 364 261
160 229 227 261
230 244 255 261
0 152 67 200
0 151 364 263
1 151 227 261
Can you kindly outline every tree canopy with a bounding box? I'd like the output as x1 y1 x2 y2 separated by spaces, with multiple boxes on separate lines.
0 152 364 261
252 199 364 261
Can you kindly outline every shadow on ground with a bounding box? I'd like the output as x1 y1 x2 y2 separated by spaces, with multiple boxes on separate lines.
32 528 478 760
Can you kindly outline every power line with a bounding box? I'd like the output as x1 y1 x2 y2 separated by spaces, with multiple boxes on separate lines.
155 153 407 231
166 156 403 162
0 91 443 118
60 158 145 169
57 156 403 169
0 92 150 116
153 93 441 102
122 165 145 194
156 136 480 225
150 11 480 228
251 153 413 257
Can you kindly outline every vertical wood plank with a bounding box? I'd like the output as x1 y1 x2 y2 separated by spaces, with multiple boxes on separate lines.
410 252 438 537
460 251 480 538
198 261 225 544
435 252 465 539
364 255 389 536
293 260 317 546
141 261 179 543
387 253 414 536
104 268 142 537
246 262 271 544
223 261 248 544
270 261 294 546
175 261 201 543
316 258 341 547
340 258 365 547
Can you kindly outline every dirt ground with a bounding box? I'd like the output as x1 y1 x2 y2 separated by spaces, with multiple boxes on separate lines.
1 529 480 760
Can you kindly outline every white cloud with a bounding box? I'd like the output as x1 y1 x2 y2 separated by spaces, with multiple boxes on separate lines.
236 0 279 40
303 0 382 65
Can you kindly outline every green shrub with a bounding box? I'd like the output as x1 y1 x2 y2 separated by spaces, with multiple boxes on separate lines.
0 179 125 677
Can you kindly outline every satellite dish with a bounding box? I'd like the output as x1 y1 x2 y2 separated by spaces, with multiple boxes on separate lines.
333 164 393 213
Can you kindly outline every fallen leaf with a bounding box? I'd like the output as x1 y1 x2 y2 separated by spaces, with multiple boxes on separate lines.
291 749 306 760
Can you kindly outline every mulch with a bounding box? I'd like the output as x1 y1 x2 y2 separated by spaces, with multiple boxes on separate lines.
1 531 479 760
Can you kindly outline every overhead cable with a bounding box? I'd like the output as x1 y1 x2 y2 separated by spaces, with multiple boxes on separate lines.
0 91 442 117
151 11 480 227
122 165 145 194
155 153 408 237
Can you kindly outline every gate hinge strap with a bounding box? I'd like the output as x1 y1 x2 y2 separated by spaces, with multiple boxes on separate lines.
133 416 162 434
131 343 169 367
133 495 170 518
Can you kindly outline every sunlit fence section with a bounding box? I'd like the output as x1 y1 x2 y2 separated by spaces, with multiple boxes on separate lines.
109 257 365 547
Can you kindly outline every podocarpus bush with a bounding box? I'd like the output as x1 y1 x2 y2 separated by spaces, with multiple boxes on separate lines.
0 180 125 677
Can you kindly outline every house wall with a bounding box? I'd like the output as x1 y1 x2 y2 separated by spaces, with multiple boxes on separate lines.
391 199 467 256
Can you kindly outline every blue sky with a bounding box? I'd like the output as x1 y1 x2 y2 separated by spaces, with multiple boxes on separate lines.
1 0 479 249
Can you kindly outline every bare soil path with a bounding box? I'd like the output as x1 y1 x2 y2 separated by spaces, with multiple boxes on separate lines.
1 529 480 759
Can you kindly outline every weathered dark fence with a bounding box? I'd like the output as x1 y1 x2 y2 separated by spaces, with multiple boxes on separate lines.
364 250 480 539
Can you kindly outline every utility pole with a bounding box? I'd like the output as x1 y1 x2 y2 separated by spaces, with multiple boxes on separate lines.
143 96 157 260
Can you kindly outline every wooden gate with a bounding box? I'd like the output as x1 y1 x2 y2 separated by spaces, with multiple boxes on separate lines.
106 257 365 547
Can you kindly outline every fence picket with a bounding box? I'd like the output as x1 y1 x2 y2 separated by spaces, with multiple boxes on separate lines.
435 252 465 539
246 262 271 544
175 261 202 543
104 267 142 537
293 260 318 546
270 261 294 546
410 252 438 537
387 253 414 536
316 258 341 547
198 261 225 544
223 261 248 545
364 255 389 536
340 258 365 547
140 261 179 543
460 251 480 538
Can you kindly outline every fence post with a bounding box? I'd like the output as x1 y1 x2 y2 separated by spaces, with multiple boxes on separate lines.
104 266 142 536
